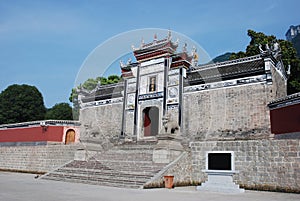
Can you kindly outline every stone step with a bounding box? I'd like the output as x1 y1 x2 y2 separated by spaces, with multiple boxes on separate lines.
43 174 143 189
66 159 165 172
114 146 155 152
55 167 156 177
96 155 153 161
47 170 153 183
41 143 169 189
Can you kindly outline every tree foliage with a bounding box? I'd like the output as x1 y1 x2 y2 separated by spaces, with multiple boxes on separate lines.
230 30 300 94
78 75 121 91
291 34 300 58
0 84 46 124
45 103 73 120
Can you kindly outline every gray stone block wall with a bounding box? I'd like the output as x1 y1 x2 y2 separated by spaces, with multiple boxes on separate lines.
163 152 195 186
270 65 287 98
0 145 77 173
182 83 274 141
124 110 135 138
80 103 123 144
190 139 300 192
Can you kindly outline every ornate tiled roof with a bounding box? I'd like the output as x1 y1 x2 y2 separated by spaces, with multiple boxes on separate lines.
81 83 124 103
170 52 192 69
268 92 300 109
0 120 80 129
133 33 178 62
186 55 265 85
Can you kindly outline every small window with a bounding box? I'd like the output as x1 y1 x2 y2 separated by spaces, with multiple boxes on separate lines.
149 76 156 92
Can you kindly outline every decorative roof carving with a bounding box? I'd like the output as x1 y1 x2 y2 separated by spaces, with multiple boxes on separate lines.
132 31 178 54
187 55 265 85
268 92 300 109
78 82 124 103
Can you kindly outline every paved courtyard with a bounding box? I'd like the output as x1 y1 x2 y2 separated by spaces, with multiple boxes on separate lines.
0 172 299 201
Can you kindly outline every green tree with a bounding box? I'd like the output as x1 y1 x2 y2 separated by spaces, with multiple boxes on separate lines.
45 103 73 120
230 30 300 94
69 88 79 120
291 34 300 57
0 84 46 124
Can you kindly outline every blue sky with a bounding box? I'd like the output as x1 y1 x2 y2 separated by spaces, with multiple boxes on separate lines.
0 0 299 108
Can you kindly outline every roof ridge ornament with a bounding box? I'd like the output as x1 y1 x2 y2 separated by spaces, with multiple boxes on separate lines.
140 37 145 48
182 43 187 52
259 41 281 60
154 33 157 42
167 29 172 40
191 46 199 67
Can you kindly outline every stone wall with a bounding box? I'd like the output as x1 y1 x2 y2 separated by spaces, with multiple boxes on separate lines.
0 145 77 173
80 102 123 147
163 152 196 186
190 139 300 192
270 60 287 99
144 152 195 188
182 83 274 141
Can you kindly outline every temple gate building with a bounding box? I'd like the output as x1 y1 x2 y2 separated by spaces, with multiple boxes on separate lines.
36 33 299 192
78 32 287 145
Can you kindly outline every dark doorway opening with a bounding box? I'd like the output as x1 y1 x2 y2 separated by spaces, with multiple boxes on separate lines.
143 107 159 137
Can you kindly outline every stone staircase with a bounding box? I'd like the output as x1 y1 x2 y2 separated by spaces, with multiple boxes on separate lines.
41 143 169 188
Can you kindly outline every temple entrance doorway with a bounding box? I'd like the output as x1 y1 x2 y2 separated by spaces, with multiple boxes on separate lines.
142 107 159 137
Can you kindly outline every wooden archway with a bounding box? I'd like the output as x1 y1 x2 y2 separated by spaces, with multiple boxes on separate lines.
65 129 76 144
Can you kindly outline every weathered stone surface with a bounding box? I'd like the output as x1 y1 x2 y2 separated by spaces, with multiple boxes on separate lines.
182 84 275 141
0 145 77 173
190 139 300 193
80 102 123 146
197 172 245 193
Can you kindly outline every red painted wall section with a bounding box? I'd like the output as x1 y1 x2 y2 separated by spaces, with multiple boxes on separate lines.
270 103 300 134
0 126 64 143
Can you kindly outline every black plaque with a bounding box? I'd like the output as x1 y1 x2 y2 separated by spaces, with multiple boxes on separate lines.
208 153 232 171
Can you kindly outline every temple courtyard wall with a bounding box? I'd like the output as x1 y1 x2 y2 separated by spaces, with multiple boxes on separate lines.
159 139 299 193
0 145 77 173
182 65 286 142
79 102 123 148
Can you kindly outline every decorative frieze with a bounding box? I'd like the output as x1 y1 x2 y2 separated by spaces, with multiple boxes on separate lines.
138 91 163 101
184 74 267 93
81 97 123 108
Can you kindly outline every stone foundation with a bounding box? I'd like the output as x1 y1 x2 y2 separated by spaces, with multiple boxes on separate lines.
190 139 300 193
0 145 77 173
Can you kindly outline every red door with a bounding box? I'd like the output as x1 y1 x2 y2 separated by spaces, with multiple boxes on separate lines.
143 108 151 137
143 107 159 137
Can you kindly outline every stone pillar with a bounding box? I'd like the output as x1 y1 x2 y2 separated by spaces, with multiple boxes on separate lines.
197 171 245 193
153 134 184 163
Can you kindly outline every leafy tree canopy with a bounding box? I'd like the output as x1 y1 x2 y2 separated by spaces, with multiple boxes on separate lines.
0 84 46 124
291 34 300 58
45 102 73 120
230 30 300 94
78 75 121 92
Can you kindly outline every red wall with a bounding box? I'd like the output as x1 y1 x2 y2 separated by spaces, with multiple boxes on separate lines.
0 126 64 143
270 103 300 134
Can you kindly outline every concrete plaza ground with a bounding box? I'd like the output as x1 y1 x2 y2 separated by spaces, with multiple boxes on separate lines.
0 172 299 201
